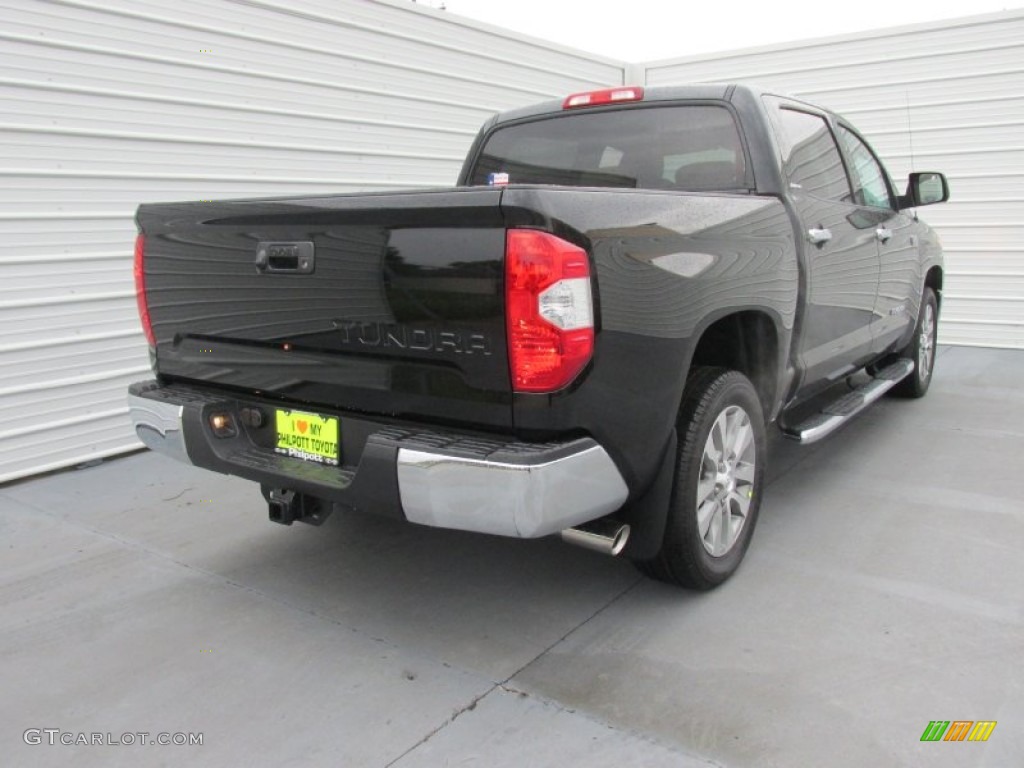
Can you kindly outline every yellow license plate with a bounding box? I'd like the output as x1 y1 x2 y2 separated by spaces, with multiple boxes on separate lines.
274 409 339 466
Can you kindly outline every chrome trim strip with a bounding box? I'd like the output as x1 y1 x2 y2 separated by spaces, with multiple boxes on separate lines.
127 393 191 465
396 439 629 538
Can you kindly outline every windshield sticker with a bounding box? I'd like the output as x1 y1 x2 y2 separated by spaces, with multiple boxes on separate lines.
488 172 510 186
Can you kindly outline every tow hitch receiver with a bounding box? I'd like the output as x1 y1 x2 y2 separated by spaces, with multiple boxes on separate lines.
263 487 332 526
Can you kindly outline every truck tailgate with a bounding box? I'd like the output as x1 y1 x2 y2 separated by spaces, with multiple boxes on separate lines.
136 188 511 429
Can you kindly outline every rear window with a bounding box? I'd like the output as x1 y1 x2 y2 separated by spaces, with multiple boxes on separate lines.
469 105 748 192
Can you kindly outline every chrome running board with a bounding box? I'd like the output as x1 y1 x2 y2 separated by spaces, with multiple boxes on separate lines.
782 358 915 444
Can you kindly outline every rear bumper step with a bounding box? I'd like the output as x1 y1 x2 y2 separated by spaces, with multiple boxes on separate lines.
127 380 628 540
782 358 914 443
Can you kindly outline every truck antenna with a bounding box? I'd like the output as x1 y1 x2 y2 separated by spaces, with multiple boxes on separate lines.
905 91 916 172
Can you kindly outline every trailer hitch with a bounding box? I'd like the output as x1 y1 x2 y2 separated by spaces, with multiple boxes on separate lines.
262 487 332 526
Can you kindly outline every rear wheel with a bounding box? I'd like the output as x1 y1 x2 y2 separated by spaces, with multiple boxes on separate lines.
893 287 938 398
636 367 766 590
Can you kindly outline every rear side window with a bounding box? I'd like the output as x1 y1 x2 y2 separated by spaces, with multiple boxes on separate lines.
470 105 748 192
775 108 852 202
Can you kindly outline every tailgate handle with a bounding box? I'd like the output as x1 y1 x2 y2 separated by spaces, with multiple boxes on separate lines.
256 242 315 274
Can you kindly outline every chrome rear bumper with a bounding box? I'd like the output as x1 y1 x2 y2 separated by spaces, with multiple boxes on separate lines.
128 393 189 465
128 382 629 539
397 440 628 538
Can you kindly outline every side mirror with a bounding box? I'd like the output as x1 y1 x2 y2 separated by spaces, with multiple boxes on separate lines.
900 172 949 209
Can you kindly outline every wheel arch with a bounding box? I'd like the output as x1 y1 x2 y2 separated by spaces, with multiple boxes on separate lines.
620 309 784 560
685 309 784 421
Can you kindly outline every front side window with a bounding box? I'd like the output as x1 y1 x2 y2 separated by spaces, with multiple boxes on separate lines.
469 105 749 192
837 125 893 209
774 107 852 203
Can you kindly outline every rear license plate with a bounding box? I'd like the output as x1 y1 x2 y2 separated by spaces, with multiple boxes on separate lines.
274 409 339 466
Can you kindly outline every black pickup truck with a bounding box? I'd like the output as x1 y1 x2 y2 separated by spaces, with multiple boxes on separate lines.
128 84 948 589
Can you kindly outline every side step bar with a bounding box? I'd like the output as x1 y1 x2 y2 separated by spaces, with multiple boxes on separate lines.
782 359 915 444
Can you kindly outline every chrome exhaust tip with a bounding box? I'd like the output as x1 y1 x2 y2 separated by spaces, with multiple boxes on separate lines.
561 519 631 557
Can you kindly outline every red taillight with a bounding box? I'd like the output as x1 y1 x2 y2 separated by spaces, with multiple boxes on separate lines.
505 230 594 393
133 234 156 347
562 86 644 110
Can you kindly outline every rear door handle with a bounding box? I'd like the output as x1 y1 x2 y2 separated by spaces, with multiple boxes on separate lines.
807 227 832 246
876 227 893 244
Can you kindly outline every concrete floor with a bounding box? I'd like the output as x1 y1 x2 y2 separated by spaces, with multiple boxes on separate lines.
1 345 1021 767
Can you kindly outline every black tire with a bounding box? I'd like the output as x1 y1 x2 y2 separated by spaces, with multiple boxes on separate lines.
635 367 766 590
892 287 938 398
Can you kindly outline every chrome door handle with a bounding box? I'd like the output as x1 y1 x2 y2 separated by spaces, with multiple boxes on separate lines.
876 227 893 244
807 227 832 246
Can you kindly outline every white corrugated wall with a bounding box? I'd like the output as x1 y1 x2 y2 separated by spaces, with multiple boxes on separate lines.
642 10 1024 350
0 0 625 483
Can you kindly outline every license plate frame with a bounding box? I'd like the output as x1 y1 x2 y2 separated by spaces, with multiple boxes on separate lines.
274 409 340 466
